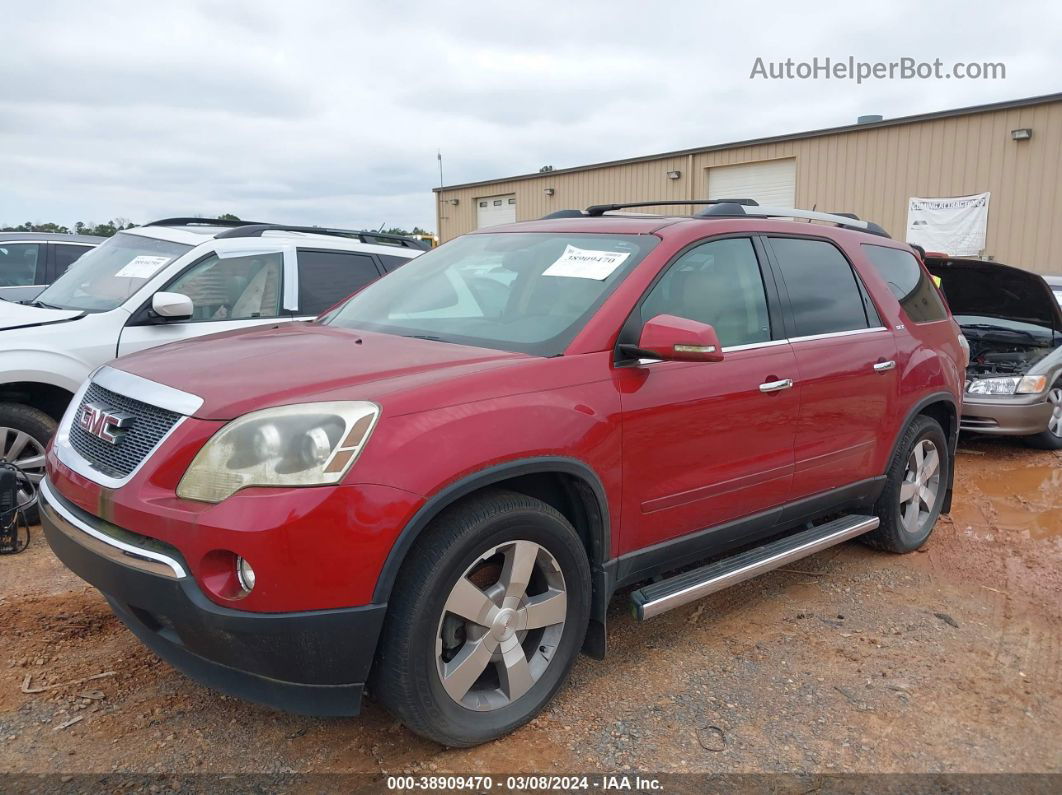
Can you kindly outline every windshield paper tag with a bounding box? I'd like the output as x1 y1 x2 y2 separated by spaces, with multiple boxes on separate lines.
115 255 169 279
543 245 630 280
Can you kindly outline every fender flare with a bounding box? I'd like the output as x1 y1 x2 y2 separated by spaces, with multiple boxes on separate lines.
370 456 611 605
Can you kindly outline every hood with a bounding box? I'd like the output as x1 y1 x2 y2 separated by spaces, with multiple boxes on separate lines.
0 300 84 331
924 258 1062 334
111 322 532 419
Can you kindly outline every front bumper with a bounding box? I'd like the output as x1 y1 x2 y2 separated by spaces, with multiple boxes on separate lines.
39 478 385 716
960 393 1054 436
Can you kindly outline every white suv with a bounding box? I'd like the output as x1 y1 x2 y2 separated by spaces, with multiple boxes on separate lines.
0 218 423 512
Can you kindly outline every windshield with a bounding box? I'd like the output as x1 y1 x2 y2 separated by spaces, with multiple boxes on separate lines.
322 232 658 355
36 232 191 312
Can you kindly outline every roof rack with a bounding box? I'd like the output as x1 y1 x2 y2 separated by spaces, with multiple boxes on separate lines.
213 224 431 250
558 199 889 238
584 199 759 217
714 206 891 237
142 217 269 228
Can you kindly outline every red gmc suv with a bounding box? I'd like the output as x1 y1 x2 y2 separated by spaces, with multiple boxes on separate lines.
39 201 965 747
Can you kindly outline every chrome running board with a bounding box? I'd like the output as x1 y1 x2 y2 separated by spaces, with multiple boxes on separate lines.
630 514 880 620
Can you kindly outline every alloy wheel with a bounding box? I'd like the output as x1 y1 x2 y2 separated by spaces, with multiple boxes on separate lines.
436 540 567 711
1048 387 1062 438
0 426 46 508
898 438 941 534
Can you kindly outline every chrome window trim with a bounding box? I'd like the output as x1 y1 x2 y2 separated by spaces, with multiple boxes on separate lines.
787 326 889 344
53 367 200 489
634 326 890 361
39 478 187 578
721 339 791 353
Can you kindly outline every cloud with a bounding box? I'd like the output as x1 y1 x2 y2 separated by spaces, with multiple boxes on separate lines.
2 0 1059 232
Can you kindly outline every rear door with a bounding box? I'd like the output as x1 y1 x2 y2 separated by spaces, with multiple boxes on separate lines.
764 235 898 499
294 249 384 315
616 235 799 554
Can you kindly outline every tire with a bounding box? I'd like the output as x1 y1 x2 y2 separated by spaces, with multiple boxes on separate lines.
372 489 591 747
0 402 55 525
1022 382 1062 450
863 415 949 553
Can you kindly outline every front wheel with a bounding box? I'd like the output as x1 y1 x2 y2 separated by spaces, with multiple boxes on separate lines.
372 490 591 747
1022 382 1062 450
863 415 949 553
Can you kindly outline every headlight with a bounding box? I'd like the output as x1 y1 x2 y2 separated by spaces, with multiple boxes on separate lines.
966 376 1047 396
176 401 379 503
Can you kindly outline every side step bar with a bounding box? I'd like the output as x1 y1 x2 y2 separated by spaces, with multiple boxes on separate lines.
630 514 880 620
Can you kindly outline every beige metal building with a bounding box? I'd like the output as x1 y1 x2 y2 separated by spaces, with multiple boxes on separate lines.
434 93 1062 273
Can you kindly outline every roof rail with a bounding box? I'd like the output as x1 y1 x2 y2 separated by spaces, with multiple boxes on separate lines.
584 198 759 217
692 204 890 237
213 224 431 249
142 217 269 228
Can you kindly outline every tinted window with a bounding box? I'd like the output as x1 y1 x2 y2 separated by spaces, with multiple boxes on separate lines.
862 244 948 323
53 244 92 276
298 250 380 315
167 252 282 321
0 243 42 286
770 237 869 337
640 237 770 347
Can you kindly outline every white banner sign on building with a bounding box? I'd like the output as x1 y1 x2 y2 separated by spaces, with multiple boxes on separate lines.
905 192 990 256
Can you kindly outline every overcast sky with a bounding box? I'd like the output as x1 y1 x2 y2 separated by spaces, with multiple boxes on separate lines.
3 0 1059 233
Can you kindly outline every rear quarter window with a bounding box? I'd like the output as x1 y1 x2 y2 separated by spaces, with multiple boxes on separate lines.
862 245 948 323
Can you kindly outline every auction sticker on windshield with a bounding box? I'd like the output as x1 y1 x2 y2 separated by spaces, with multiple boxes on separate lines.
542 244 630 280
115 255 171 279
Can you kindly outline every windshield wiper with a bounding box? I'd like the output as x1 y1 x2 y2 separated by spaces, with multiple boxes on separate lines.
403 334 453 343
19 299 60 309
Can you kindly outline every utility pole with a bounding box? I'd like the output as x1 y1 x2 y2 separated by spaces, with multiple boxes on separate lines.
437 151 444 188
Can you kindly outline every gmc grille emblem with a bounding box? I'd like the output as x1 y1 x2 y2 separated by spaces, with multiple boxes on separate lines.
78 403 134 445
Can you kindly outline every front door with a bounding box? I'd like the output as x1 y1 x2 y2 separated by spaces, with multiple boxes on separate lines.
616 236 799 555
117 249 288 357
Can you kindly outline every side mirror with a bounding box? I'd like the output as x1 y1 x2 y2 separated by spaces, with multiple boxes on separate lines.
622 314 724 362
152 291 193 320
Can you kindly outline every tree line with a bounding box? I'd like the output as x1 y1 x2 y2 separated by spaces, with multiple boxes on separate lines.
2 216 434 238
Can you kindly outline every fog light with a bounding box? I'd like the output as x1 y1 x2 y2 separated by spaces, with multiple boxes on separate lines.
236 557 256 592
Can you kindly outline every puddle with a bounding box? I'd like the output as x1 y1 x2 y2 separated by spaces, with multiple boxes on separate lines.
969 465 1062 500
991 503 1062 540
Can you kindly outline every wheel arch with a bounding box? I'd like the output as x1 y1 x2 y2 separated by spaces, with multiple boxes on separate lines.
370 457 611 607
0 380 76 422
886 391 959 512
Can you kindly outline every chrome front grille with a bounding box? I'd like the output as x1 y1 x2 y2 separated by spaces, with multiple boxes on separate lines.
67 382 182 479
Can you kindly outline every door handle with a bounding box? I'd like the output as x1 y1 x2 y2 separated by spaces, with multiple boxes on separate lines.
759 378 794 393
873 360 896 372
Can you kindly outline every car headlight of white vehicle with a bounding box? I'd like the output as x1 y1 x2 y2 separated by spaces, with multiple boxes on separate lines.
966 375 1048 396
177 401 379 503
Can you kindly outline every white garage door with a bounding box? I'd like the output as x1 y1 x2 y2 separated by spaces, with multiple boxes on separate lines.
476 194 517 228
707 159 796 208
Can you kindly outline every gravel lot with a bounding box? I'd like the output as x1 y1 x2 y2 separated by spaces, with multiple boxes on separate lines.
1 437 1059 776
